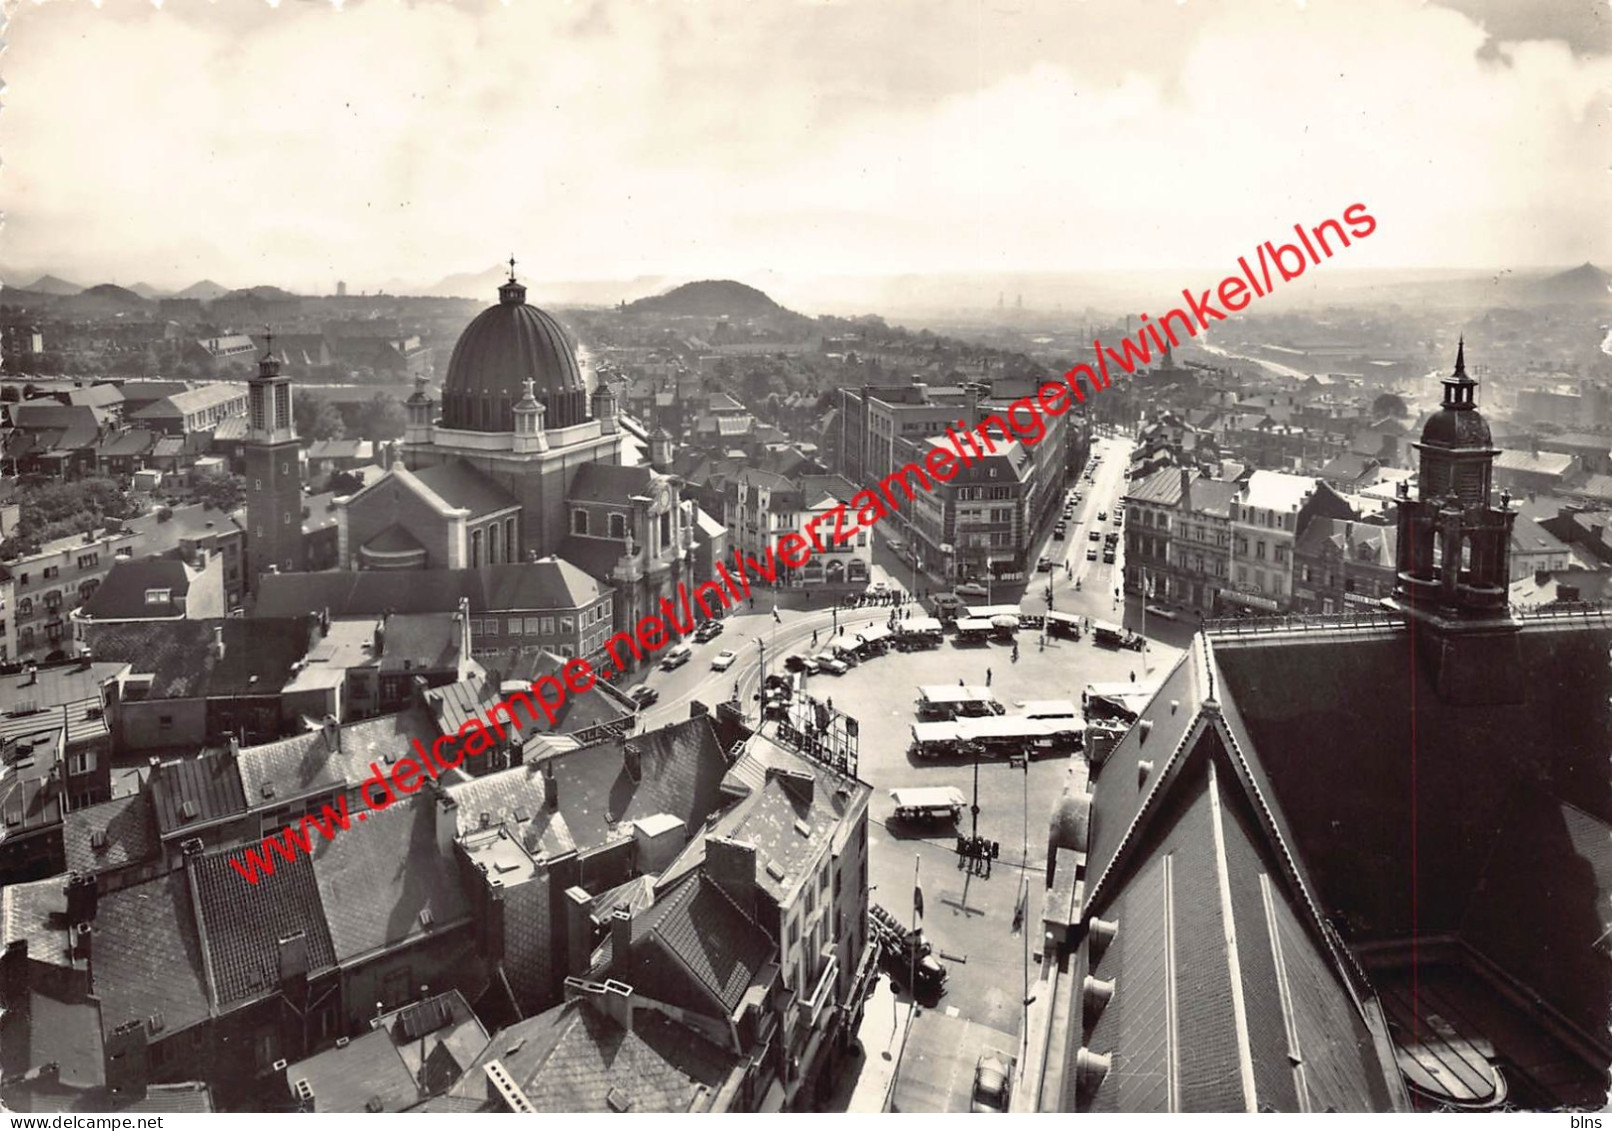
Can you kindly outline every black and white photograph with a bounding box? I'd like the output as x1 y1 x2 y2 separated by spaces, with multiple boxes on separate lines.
0 0 1609 1115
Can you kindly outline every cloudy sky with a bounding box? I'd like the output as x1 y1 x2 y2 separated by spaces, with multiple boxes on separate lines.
2 0 1609 296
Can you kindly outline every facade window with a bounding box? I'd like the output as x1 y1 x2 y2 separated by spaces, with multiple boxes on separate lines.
470 529 482 569
572 509 590 536
508 617 522 634
524 616 541 633
43 566 59 580
540 617 555 635
559 617 574 634
609 513 628 539
505 518 517 562
159 715 174 730
1256 541 1267 561
77 554 98 570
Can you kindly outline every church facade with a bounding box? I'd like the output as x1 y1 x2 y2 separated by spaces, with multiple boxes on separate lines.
333 271 716 666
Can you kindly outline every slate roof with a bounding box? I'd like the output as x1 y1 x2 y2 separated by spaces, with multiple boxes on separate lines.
1495 449 1575 478
188 848 338 1007
61 792 160 875
286 1028 421 1113
95 429 156 458
309 795 470 963
63 384 125 409
252 562 606 620
132 385 246 421
89 618 307 699
410 461 518 518
92 871 212 1042
567 462 653 504
556 536 625 582
80 558 196 620
3 988 104 1091
1057 613 1612 1110
445 997 737 1112
148 751 247 836
598 872 773 1015
1125 465 1194 507
446 714 731 857
235 706 439 809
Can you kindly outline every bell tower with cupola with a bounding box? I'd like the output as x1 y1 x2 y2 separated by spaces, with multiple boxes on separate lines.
245 332 305 586
1393 340 1520 701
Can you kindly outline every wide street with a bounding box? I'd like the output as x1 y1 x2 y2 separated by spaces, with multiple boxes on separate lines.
626 431 1187 1110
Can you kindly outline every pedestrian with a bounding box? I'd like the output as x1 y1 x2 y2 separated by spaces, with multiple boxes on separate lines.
1130 670 1136 683
959 677 965 687
811 629 819 646
986 668 993 686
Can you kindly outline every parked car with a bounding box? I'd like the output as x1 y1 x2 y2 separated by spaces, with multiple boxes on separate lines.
785 653 819 674
1144 604 1179 621
1087 548 1098 561
710 649 738 671
693 620 724 643
627 685 659 709
1098 510 1107 521
660 643 693 670
972 1051 1014 1112
1102 550 1116 564
1089 531 1101 542
1052 527 1066 541
1037 556 1054 572
814 652 849 675
954 582 990 600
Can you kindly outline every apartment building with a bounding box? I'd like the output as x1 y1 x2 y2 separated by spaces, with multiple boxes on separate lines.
8 528 139 663
1224 471 1318 614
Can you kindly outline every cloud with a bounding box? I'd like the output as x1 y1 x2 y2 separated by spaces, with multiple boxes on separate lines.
1 0 1607 293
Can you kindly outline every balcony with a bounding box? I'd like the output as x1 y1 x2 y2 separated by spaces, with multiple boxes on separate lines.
801 947 839 1030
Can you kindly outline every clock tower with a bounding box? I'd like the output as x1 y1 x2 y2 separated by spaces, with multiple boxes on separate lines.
245 336 304 586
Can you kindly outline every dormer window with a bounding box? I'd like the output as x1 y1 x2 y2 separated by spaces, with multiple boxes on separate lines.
144 588 171 605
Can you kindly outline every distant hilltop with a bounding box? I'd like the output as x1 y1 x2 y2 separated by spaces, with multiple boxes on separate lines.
1533 262 1612 303
625 279 786 318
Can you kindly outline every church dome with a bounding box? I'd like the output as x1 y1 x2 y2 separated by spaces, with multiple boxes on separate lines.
1419 405 1492 450
441 278 588 433
1418 339 1492 451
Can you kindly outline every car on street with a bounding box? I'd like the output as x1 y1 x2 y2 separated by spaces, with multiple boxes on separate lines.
1098 510 1107 521
660 643 693 671
1144 604 1180 621
1087 548 1098 561
1089 531 1101 542
1052 526 1066 540
693 620 724 643
627 685 659 710
972 1051 1014 1113
1037 556 1054 572
954 582 990 600
710 649 739 671
813 652 849 675
1102 549 1116 564
785 653 816 673
869 580 889 594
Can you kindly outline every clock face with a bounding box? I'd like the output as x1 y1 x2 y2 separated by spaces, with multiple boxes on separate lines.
653 480 671 512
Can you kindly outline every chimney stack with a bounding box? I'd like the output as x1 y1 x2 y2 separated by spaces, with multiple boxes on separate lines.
543 763 558 809
606 908 631 960
210 624 226 662
623 743 641 784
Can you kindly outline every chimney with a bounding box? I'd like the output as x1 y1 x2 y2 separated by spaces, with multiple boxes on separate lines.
66 873 99 928
623 743 641 784
543 763 558 809
278 930 309 989
321 715 341 755
1179 468 1192 509
373 619 386 657
610 906 634 961
1 941 28 1019
563 887 594 977
704 836 758 918
435 788 459 856
210 624 226 662
105 1019 149 1099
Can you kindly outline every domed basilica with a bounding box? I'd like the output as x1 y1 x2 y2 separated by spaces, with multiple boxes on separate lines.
333 267 714 661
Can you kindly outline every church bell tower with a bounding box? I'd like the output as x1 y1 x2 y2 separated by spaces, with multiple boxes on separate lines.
245 334 304 586
1393 340 1520 700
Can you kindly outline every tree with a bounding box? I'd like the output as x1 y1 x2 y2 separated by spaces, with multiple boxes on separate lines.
357 392 409 441
193 474 246 513
296 396 348 441
1372 393 1409 418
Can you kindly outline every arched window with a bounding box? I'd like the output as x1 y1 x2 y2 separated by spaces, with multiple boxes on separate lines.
471 529 483 569
609 513 628 540
572 509 589 536
505 518 517 562
488 525 499 565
